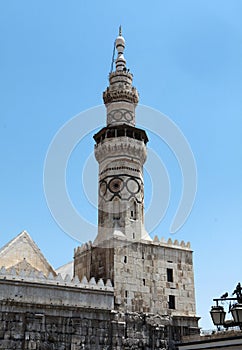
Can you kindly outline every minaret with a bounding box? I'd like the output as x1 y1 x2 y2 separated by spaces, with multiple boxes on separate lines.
74 30 198 334
93 28 151 245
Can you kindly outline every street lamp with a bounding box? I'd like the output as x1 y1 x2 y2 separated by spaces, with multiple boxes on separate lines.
210 306 226 326
210 282 242 329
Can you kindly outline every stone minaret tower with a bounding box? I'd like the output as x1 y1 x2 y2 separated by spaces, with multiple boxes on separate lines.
93 28 151 246
74 31 198 335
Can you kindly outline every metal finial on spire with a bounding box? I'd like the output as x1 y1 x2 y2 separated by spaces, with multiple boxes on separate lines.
119 25 122 36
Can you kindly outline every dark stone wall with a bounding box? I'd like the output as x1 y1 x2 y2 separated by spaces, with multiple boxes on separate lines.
0 301 199 350
0 302 111 350
74 246 114 283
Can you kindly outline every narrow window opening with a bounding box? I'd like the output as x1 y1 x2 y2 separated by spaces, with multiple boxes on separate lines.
167 268 173 282
142 251 144 259
117 129 125 137
130 201 137 220
143 279 146 286
113 199 120 220
168 295 175 309
127 129 133 138
124 256 127 264
133 202 137 220
133 232 135 239
125 290 128 298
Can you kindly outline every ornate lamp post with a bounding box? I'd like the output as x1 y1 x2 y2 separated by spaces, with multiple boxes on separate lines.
210 282 242 329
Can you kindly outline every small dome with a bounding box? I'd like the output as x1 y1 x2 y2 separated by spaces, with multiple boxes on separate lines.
116 35 125 54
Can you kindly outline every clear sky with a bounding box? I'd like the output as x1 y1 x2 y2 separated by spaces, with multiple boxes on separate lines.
1 0 242 330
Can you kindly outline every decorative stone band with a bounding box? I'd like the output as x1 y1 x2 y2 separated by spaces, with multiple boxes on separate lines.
0 265 113 291
99 174 144 203
103 88 139 105
100 166 140 176
107 108 135 126
94 138 147 165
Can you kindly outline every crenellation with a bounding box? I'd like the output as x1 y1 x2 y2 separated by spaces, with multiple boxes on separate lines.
0 266 114 293
106 279 113 287
64 274 71 283
153 235 159 243
56 273 63 283
167 238 173 245
80 275 88 285
47 271 54 280
89 276 96 285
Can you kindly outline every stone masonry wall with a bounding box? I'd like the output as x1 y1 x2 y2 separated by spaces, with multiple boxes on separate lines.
0 302 112 350
113 239 196 317
0 302 199 350
74 238 196 317
0 266 199 349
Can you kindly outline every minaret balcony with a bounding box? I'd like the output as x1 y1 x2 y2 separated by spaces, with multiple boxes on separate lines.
93 124 148 146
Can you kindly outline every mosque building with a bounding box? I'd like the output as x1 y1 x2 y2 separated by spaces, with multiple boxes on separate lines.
0 29 199 350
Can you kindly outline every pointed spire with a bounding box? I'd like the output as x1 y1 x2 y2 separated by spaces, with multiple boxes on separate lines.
115 26 126 71
101 27 140 128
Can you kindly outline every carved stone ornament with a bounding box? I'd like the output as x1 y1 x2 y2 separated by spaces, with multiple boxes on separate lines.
95 140 147 164
103 88 139 104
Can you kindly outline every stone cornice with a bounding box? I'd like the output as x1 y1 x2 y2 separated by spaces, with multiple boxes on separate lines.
103 87 139 105
94 138 147 164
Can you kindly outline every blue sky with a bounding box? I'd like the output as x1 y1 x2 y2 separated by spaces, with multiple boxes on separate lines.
1 1 242 330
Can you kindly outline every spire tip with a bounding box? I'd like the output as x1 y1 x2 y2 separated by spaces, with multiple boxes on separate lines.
115 26 126 71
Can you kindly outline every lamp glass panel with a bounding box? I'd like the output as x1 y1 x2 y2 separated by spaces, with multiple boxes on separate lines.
210 307 226 326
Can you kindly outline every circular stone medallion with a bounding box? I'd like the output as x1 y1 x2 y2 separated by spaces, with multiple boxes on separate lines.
109 178 124 193
124 111 133 121
126 178 140 194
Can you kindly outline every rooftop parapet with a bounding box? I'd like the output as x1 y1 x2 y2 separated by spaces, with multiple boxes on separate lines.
0 265 113 291
74 236 191 255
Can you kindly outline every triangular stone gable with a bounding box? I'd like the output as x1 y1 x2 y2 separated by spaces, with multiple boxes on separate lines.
0 230 56 277
10 259 40 274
